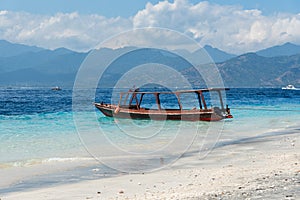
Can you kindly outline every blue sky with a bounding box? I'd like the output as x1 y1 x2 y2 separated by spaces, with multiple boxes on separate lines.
1 0 299 17
0 0 161 17
0 0 300 53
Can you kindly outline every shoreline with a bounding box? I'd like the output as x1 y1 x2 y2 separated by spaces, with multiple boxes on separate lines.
2 125 299 200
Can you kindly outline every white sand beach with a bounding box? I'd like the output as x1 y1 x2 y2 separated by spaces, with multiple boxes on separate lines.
2 125 299 200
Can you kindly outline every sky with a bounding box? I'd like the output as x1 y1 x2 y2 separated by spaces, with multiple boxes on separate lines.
0 0 300 54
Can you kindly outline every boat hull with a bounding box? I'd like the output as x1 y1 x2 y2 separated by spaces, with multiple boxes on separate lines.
95 103 225 121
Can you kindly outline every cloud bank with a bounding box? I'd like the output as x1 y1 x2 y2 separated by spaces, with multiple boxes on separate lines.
0 11 131 51
1 0 300 54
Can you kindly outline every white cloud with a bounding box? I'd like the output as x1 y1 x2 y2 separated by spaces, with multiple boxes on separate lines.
133 0 300 54
1 0 300 54
0 11 132 51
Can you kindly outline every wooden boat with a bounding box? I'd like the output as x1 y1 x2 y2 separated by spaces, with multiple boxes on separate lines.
95 88 233 121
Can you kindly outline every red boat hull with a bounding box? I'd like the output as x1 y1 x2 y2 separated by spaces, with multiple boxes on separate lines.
95 103 225 121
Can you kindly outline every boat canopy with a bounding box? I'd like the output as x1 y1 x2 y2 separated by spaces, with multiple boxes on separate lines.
117 88 229 111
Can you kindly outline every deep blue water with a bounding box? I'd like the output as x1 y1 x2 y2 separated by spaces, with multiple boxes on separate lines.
1 87 299 116
0 88 73 115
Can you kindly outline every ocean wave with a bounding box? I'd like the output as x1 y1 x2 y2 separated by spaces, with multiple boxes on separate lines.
0 157 94 169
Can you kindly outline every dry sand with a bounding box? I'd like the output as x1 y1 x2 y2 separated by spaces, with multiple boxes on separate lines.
1 129 299 200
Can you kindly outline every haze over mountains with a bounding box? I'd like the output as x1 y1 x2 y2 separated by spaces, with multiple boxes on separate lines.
0 40 299 88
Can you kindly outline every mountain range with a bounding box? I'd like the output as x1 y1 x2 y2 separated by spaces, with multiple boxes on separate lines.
256 42 300 57
0 40 299 88
182 53 300 88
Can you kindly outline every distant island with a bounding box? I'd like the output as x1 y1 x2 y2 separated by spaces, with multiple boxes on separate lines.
0 40 299 88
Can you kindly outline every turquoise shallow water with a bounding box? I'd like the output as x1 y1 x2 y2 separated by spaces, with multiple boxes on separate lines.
0 88 299 192
0 112 81 165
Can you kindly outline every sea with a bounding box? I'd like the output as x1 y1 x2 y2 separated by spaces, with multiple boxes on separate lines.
0 87 299 194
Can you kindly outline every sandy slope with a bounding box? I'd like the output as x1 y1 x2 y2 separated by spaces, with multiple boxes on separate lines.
2 128 299 200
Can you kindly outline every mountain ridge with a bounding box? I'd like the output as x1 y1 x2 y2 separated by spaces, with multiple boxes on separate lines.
0 40 45 58
0 40 299 87
256 42 300 57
